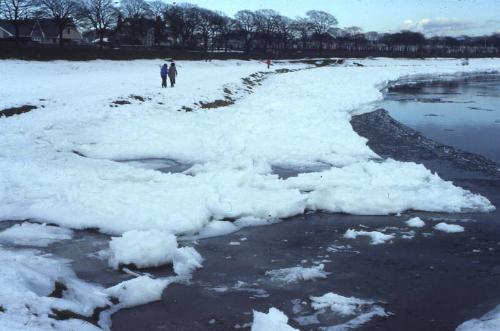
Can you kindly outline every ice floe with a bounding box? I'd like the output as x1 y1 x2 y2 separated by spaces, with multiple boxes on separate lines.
0 222 73 247
266 264 329 284
434 222 465 233
344 229 395 245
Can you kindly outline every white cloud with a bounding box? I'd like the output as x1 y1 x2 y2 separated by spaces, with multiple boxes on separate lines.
402 17 475 35
401 17 500 36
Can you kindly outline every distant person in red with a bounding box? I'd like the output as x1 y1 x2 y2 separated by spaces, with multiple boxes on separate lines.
169 62 178 87
266 58 272 69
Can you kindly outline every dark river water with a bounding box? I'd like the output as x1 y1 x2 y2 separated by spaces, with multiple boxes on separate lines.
382 75 500 162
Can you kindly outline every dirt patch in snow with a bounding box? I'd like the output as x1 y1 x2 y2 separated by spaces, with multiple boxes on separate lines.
200 99 234 109
0 105 37 117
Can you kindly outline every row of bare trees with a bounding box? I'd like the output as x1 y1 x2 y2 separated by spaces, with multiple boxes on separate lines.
1 0 499 54
0 0 341 50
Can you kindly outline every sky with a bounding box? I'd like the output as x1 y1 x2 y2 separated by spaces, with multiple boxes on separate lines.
174 0 500 36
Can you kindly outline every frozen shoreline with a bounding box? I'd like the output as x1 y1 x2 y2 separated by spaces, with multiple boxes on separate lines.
1 58 500 330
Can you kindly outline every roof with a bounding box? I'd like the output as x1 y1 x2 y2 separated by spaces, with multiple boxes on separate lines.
0 19 37 37
0 19 78 39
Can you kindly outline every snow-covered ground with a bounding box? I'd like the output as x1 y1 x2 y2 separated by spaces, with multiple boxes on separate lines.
1 57 500 329
1 58 497 236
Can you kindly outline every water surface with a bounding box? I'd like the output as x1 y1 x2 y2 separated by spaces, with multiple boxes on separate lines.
382 75 500 162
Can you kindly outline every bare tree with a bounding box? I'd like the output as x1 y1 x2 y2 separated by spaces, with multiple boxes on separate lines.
178 4 201 48
121 0 150 19
206 11 226 51
196 7 214 52
306 10 337 55
234 10 257 53
147 0 165 18
147 0 167 45
38 0 80 46
216 14 235 52
274 15 293 50
0 0 33 43
254 9 279 52
344 26 362 37
291 17 312 50
79 0 118 48
164 3 182 46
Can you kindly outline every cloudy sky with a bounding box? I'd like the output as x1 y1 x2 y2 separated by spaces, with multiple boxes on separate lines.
176 0 500 36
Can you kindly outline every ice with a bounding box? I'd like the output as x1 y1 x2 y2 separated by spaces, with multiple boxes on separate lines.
344 229 395 245
310 292 388 331
310 292 374 317
406 217 426 228
1 59 497 239
172 246 204 277
434 222 465 233
106 275 173 308
251 307 299 331
285 159 493 215
266 264 329 283
456 305 500 331
195 220 240 239
1 58 499 327
324 306 388 331
108 230 178 269
0 247 110 331
0 222 73 247
108 230 203 277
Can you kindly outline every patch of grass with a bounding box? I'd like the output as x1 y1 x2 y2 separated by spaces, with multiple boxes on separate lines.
111 100 131 106
0 105 37 117
49 281 68 299
180 106 193 112
130 95 147 102
200 99 234 109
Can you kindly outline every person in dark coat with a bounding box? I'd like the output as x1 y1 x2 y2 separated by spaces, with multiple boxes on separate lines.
160 63 168 88
168 62 177 87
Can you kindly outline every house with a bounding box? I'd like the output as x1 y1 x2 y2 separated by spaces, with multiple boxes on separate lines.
0 19 82 44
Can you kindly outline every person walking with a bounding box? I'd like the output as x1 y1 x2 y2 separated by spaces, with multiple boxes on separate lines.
160 63 168 88
168 62 178 87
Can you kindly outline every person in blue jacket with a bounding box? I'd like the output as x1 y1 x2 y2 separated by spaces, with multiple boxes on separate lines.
160 63 169 88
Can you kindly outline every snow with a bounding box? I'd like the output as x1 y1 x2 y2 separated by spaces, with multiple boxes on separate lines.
172 246 204 277
310 292 373 317
1 58 499 327
0 247 110 331
434 222 465 233
266 264 329 283
344 229 395 245
251 308 299 331
0 222 73 247
108 230 203 276
108 230 178 269
194 220 240 239
456 305 500 331
106 275 173 309
310 292 388 331
1 59 497 239
406 217 426 228
324 306 388 331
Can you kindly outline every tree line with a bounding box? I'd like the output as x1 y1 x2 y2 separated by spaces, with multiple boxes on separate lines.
1 0 499 56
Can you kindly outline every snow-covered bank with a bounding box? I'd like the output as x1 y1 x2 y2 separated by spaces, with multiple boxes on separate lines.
1 57 500 329
1 58 497 236
456 305 500 331
0 247 110 330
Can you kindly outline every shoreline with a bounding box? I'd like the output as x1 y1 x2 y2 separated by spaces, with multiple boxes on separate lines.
109 107 500 331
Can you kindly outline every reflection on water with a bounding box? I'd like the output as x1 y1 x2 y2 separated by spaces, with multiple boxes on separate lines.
382 75 500 162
